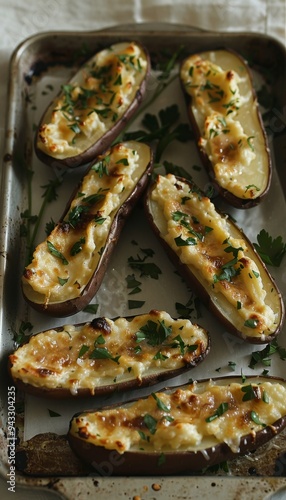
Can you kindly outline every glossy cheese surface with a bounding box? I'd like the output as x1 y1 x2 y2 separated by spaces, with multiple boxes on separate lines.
9 311 209 395
36 42 148 159
22 142 149 305
180 51 269 200
149 174 277 339
70 379 286 453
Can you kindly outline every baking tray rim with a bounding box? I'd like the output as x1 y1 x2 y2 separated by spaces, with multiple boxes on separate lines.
1 22 286 499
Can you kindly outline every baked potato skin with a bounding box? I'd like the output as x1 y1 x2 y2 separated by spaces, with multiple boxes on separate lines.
22 142 153 317
68 418 286 476
180 49 271 208
8 311 210 399
67 376 286 475
144 175 284 344
35 41 151 170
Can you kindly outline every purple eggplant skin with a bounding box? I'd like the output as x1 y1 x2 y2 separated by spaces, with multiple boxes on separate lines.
34 41 151 170
8 310 210 399
22 141 153 317
67 376 286 476
144 175 285 344
180 48 271 209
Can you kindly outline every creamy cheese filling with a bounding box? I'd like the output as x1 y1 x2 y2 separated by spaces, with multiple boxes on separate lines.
22 143 145 304
37 42 148 159
150 174 276 337
10 311 209 395
70 379 286 454
180 52 267 199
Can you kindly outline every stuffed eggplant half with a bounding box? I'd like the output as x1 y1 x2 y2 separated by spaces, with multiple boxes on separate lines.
8 310 210 398
35 41 150 169
180 49 271 208
68 376 286 475
22 141 153 317
144 174 284 343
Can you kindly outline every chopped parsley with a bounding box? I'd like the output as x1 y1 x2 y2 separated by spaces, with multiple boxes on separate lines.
205 402 229 422
135 320 172 347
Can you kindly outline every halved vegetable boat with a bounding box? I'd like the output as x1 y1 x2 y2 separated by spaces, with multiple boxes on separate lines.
8 310 210 398
68 376 286 475
22 141 153 317
35 41 150 169
144 174 284 343
180 49 271 208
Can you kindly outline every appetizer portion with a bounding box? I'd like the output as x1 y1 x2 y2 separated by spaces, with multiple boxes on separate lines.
68 376 286 475
145 174 284 343
180 49 271 208
22 141 153 316
35 41 150 168
8 310 210 398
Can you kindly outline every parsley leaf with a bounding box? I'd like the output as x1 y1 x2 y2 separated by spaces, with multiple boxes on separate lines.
136 320 172 346
253 229 286 267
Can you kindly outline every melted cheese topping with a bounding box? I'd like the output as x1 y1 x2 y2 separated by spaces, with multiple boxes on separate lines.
150 174 276 338
70 379 286 454
180 52 267 199
22 142 148 305
9 310 209 395
37 42 148 159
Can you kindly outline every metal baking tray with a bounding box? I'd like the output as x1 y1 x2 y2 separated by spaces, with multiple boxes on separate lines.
1 23 286 499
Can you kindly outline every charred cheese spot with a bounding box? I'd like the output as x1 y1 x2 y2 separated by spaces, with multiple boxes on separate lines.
9 311 209 395
36 42 148 160
69 380 286 454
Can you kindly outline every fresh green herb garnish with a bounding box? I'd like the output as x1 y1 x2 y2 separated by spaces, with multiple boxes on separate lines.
249 340 286 369
151 393 171 412
47 241 68 265
253 229 286 267
135 320 172 346
91 156 110 177
14 321 33 345
250 410 266 427
58 277 69 286
89 347 120 364
128 248 162 279
83 303 99 314
244 318 259 329
78 344 90 358
48 409 61 418
70 237 85 256
128 300 145 310
124 104 192 162
241 384 258 401
206 402 229 422
143 414 157 435
213 239 244 283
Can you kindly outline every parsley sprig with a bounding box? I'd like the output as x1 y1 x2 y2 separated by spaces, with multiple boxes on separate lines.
253 229 286 267
123 104 192 162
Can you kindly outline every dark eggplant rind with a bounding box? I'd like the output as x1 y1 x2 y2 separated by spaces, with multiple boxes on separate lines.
35 41 150 169
144 174 284 344
180 49 271 208
22 141 153 317
68 376 286 475
8 310 210 398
